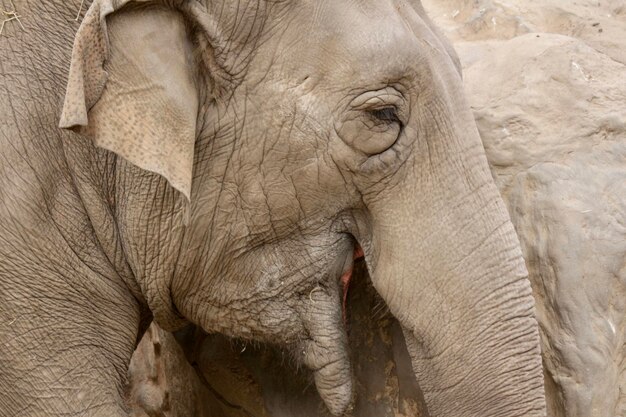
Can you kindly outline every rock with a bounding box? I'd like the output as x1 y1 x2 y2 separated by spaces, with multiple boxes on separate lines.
459 34 626 417
422 0 626 64
423 2 626 415
128 324 210 417
128 323 268 417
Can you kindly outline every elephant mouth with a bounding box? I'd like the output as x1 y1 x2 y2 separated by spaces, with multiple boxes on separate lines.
339 244 364 325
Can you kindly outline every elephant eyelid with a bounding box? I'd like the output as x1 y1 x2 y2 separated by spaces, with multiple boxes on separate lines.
368 107 401 124
350 88 407 127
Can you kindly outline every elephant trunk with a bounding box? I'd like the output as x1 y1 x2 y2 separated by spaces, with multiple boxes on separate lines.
364 173 546 416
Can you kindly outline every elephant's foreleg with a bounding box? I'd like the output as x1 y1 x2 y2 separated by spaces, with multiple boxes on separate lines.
0 270 143 417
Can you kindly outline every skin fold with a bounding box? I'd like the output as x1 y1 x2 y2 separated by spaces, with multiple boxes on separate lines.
0 0 546 416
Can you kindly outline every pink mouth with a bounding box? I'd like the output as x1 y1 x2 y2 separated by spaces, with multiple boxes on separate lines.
340 245 364 326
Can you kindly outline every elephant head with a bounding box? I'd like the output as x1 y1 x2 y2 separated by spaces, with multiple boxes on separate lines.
60 0 545 415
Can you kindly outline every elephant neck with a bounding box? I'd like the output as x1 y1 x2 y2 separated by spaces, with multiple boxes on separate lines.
109 155 191 332
62 138 189 332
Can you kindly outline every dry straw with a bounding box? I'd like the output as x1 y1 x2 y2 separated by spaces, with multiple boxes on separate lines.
1 1 25 37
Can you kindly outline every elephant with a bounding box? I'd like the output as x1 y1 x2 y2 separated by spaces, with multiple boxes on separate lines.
0 1 546 416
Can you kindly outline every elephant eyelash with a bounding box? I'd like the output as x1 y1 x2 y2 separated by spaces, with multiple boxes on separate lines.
369 107 401 124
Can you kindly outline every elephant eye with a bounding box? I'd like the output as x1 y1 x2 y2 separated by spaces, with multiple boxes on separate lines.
335 87 407 156
369 107 400 124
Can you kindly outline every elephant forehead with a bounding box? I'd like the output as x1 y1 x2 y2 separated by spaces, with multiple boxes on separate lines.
260 0 444 86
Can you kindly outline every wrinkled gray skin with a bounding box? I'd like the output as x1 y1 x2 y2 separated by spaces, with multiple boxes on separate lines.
0 1 546 416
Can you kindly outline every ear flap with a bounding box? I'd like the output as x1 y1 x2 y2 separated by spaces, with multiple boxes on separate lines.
60 0 198 200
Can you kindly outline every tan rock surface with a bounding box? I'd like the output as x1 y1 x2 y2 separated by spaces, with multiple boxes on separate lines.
422 0 625 63
423 1 626 416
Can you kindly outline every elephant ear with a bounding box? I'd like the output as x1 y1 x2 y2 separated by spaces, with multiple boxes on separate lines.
60 0 198 200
